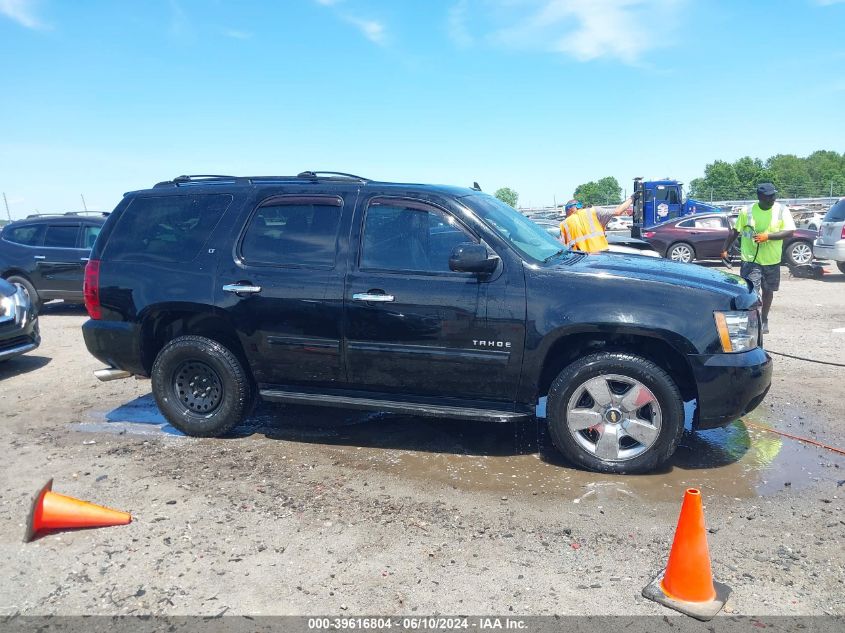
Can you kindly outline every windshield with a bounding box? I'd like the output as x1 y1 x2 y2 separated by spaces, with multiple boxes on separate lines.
462 194 568 262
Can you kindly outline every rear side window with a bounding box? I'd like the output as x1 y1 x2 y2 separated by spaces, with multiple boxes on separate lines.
3 224 45 246
824 200 845 222
104 194 232 262
240 196 342 268
44 225 80 248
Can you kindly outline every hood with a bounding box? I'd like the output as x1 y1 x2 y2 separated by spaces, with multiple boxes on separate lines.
551 251 755 308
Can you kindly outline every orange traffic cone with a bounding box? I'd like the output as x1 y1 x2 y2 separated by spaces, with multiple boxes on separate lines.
25 479 132 542
642 488 730 621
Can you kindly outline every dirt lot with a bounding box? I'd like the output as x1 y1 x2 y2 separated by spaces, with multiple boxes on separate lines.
1 267 844 617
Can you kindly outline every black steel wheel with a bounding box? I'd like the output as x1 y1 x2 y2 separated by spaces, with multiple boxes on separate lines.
152 335 252 437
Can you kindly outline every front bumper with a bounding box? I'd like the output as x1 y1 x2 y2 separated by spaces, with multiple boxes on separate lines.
688 347 772 430
0 320 40 361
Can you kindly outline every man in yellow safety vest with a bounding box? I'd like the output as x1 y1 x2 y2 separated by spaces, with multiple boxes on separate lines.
559 195 634 253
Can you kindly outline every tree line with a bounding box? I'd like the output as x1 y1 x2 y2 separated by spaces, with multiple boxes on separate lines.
689 150 845 201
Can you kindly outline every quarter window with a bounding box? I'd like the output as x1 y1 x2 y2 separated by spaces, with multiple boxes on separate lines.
360 200 476 273
82 225 102 249
3 224 45 246
44 225 79 248
104 194 232 263
241 196 342 267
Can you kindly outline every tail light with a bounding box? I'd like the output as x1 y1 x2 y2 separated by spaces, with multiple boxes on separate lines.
83 259 101 319
643 231 656 238
841 225 845 240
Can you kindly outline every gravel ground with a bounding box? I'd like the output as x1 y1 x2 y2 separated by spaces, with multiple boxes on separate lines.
0 267 843 617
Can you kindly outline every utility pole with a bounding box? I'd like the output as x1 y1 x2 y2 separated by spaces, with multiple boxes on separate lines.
2 192 10 221
81 194 88 211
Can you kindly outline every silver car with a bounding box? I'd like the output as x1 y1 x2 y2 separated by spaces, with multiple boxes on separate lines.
813 199 845 274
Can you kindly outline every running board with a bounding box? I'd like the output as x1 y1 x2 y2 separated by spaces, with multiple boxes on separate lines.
259 389 528 423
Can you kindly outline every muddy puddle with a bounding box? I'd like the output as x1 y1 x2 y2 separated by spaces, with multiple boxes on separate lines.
77 395 843 501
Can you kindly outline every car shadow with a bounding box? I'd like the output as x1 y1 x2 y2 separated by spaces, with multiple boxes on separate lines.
37 301 87 316
0 354 51 379
93 394 747 471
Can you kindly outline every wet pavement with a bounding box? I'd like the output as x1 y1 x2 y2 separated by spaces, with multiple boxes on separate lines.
74 394 844 503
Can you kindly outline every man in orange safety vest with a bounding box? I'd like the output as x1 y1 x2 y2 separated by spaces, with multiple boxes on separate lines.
560 195 634 253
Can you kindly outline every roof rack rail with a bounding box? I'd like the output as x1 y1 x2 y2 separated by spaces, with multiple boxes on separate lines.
153 172 372 188
296 171 370 182
24 211 109 219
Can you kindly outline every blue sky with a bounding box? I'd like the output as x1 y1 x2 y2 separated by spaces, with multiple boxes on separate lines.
1 0 843 217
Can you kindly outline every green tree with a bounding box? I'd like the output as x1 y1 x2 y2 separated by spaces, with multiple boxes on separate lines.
573 176 622 206
494 187 519 208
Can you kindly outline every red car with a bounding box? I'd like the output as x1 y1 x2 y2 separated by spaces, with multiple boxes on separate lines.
641 212 816 267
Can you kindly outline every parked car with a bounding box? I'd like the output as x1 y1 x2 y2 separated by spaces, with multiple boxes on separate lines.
531 219 659 257
83 172 771 474
813 198 845 274
0 276 40 363
642 212 816 267
606 216 633 231
796 212 825 232
0 213 108 313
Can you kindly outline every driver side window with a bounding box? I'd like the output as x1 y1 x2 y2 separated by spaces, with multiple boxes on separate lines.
360 200 476 274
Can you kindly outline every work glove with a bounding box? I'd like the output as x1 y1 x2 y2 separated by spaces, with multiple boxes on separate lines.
753 233 769 243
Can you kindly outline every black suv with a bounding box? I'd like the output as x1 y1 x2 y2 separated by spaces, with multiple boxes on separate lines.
1 213 108 312
82 173 772 473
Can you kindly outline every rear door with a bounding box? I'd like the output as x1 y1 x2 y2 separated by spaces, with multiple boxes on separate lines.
215 190 354 387
35 222 84 298
344 193 524 402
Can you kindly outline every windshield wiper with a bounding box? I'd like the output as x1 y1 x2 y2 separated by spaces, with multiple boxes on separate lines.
542 249 568 263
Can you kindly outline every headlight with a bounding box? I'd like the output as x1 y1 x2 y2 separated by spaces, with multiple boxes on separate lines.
714 310 759 353
0 294 14 322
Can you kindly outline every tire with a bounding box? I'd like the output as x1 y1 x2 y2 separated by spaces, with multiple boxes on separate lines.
666 242 696 263
546 352 684 474
838 262 845 275
784 240 813 267
5 275 41 314
151 335 253 437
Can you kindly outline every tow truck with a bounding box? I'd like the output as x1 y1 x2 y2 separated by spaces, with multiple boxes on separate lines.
631 177 722 238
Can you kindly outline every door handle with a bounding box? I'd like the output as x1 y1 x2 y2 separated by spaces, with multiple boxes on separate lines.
352 292 395 303
34 255 46 260
222 283 262 295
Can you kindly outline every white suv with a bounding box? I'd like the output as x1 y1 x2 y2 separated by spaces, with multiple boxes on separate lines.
813 199 845 274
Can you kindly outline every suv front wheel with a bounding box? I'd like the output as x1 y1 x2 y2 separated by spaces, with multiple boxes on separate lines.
547 352 684 474
151 335 253 437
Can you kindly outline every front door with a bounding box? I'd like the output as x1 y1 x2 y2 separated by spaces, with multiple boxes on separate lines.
344 195 523 402
216 192 353 387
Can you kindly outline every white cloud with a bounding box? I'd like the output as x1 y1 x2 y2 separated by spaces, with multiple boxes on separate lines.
448 0 474 47
0 0 46 29
222 28 252 40
313 0 387 46
461 0 684 64
344 16 387 45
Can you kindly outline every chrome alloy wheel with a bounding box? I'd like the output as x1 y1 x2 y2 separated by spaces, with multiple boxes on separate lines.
669 244 693 263
565 374 662 462
789 242 813 266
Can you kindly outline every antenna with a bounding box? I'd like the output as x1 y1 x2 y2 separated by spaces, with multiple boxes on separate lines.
2 192 10 222
81 194 88 211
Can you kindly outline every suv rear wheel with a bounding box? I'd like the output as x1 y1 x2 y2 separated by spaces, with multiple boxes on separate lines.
546 352 684 474
151 335 253 437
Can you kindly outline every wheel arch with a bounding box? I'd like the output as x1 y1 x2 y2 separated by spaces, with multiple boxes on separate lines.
139 304 251 378
534 329 697 405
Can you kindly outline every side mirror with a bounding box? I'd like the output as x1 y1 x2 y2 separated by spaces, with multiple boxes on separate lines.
449 243 499 274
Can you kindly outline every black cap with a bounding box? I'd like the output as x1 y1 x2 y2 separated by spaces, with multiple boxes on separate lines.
757 183 777 196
